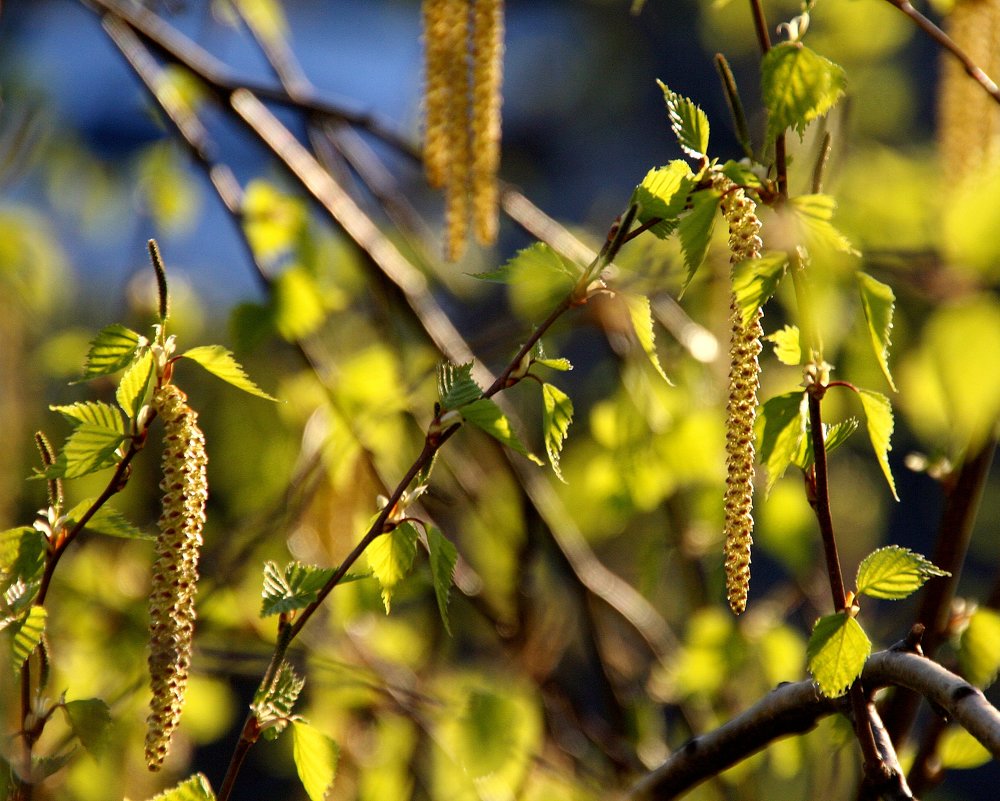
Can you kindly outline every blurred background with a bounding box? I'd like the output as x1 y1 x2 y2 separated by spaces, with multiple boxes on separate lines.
1 1 998 799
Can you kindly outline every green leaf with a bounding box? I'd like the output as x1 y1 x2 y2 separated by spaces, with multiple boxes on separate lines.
142 773 216 801
760 42 846 143
64 499 153 540
791 417 860 471
720 160 765 190
731 252 789 327
253 661 305 738
856 272 897 392
757 392 807 494
116 348 155 420
623 294 670 383
49 401 124 433
291 721 339 801
43 424 125 479
959 607 1000 689
678 189 721 289
657 81 710 158
78 324 141 380
367 522 419 613
858 389 898 500
789 194 859 256
427 526 458 635
856 546 949 601
272 265 326 341
0 528 46 587
807 612 871 698
631 161 694 237
766 325 802 366
471 242 581 284
260 561 342 617
534 357 572 372
437 362 482 410
11 606 46 673
541 383 574 483
938 726 993 769
461 399 543 464
63 698 112 757
242 179 306 263
180 345 279 401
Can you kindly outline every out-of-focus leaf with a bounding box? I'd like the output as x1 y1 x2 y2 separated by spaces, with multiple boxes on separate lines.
471 242 580 283
623 294 670 382
272 265 327 341
806 612 871 698
141 773 216 801
243 179 307 263
761 43 846 143
856 272 897 391
789 194 859 256
959 607 1000 690
180 345 279 401
63 698 112 757
135 141 201 234
291 721 338 801
855 546 949 600
938 726 992 769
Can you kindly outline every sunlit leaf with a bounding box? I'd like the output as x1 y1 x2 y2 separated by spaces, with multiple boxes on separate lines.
253 661 305 738
141 772 215 801
260 561 344 617
63 698 112 757
0 528 45 587
761 42 846 143
720 159 766 190
243 180 307 263
471 242 581 284
78 324 141 380
49 401 124 433
791 417 860 471
367 522 419 613
541 383 574 483
678 189 721 289
807 612 871 698
631 160 694 237
116 348 155 420
959 607 1000 689
43 424 125 479
427 526 458 635
292 721 339 801
856 546 949 600
623 294 670 382
135 141 201 234
938 726 993 769
789 194 859 256
533 357 572 372
437 362 482 410
180 345 279 401
757 391 807 494
658 81 710 158
731 251 789 327
766 325 802 366
65 499 153 540
858 389 898 500
11 605 46 672
856 272 897 391
461 399 543 464
273 265 326 341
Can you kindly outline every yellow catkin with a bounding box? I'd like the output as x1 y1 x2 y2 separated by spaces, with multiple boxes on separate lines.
470 0 504 245
715 174 763 615
145 384 208 771
443 0 472 261
938 0 1000 188
422 0 450 189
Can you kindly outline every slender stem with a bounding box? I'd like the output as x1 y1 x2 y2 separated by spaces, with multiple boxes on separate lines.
747 0 788 198
748 0 772 52
216 716 260 801
806 392 847 610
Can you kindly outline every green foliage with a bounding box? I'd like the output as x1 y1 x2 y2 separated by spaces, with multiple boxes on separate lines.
62 698 113 757
10 605 47 673
766 325 802 366
78 324 141 380
461 399 542 464
291 720 339 801
760 43 846 143
367 522 419 613
631 161 694 238
50 401 124 431
678 188 721 285
437 362 482 410
623 294 670 382
142 773 215 801
855 272 897 392
0 528 46 590
958 607 1000 690
64 499 152 540
427 526 458 635
42 423 125 480
541 382 574 483
757 391 806 494
658 82 710 159
116 349 155 421
253 662 305 738
731 252 789 328
855 546 948 601
806 612 871 698
856 388 898 500
180 345 279 401
938 727 993 770
260 561 339 617
788 194 858 256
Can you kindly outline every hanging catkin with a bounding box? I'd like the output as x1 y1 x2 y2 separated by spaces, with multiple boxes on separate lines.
145 384 207 770
714 174 763 615
421 0 504 259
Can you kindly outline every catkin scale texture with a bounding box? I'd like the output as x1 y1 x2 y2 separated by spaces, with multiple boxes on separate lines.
715 175 763 615
145 384 207 770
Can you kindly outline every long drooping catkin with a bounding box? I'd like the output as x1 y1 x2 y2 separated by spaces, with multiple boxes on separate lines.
145 384 207 770
470 0 504 245
715 175 763 615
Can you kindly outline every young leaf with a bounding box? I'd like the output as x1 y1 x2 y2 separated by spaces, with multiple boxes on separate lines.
731 252 789 328
291 720 339 801
49 401 124 433
461 399 543 464
116 348 155 420
631 161 694 237
437 362 482 410
720 160 765 190
623 294 670 382
856 546 949 601
678 189 722 289
44 424 125 479
63 698 112 757
760 42 846 143
856 272 897 392
789 194 858 256
427 526 458 635
11 605 47 672
807 612 871 698
534 357 572 372
64 499 153 540
958 606 1000 689
367 522 419 613
470 242 581 283
253 661 305 737
260 561 345 617
938 727 992 770
791 417 860 471
657 81 710 159
142 773 216 801
79 324 141 381
541 383 574 483
757 391 807 494
0 528 46 587
180 345 279 401
858 389 898 500
766 325 802 366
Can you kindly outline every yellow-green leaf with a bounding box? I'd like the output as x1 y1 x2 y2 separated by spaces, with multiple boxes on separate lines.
959 607 1000 690
855 546 949 601
44 424 125 479
856 272 897 392
938 726 993 769
761 43 846 143
11 606 47 673
631 160 694 238
180 345 279 401
678 189 721 289
437 362 482 410
0 527 45 587
731 251 789 328
757 391 807 495
789 194 859 256
242 180 307 263
116 348 154 420
291 720 339 801
260 561 340 617
766 325 802 366
858 388 898 500
461 399 543 464
63 698 112 757
624 294 670 383
367 522 419 613
49 401 124 432
658 81 710 159
141 772 215 801
272 265 326 341
541 383 574 483
427 526 458 635
79 324 141 380
65 499 153 540
806 612 871 698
